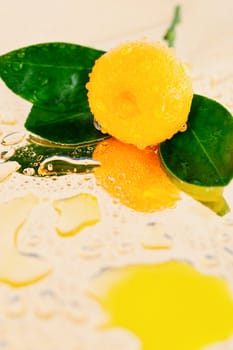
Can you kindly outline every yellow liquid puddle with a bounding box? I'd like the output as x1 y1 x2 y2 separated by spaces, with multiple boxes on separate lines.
89 261 233 350
0 194 52 287
53 193 101 237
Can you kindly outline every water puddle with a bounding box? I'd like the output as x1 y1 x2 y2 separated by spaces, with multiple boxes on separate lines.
0 194 52 286
53 193 101 236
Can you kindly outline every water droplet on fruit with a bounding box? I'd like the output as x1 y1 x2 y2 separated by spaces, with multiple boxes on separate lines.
179 123 187 132
93 120 102 131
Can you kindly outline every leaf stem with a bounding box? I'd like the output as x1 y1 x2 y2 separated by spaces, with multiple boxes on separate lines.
163 5 182 47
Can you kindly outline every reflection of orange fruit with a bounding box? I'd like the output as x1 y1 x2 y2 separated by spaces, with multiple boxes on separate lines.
87 41 193 149
93 138 180 212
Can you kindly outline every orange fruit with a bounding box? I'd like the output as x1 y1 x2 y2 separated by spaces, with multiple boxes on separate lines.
87 41 193 149
93 138 180 212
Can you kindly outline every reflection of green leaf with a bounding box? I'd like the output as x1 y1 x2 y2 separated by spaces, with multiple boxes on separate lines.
25 105 109 145
0 42 104 112
159 94 233 215
10 142 99 175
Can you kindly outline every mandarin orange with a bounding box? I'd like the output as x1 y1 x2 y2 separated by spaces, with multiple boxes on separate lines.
87 41 193 149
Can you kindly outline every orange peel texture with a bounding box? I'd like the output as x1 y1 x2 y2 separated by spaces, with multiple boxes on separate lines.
87 41 193 149
93 138 180 212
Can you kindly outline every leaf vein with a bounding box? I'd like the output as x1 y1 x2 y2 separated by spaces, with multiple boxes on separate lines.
190 126 222 178
2 59 91 71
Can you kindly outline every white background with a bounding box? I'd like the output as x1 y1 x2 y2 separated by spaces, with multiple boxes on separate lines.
1 0 233 66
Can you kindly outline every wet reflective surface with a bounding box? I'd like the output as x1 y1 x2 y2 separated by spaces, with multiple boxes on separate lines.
0 1 233 348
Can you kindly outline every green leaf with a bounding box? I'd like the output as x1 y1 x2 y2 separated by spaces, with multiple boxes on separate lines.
160 94 233 186
0 42 104 112
159 94 233 215
163 5 181 47
25 105 109 145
